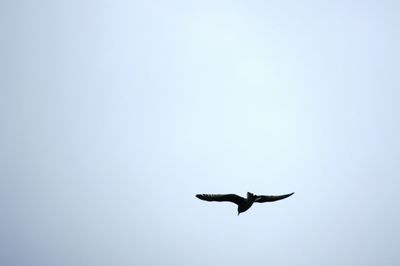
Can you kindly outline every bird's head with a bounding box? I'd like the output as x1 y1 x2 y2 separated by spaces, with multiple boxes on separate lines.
247 192 255 199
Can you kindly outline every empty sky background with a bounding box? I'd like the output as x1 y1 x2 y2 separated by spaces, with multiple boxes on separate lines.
1 0 400 265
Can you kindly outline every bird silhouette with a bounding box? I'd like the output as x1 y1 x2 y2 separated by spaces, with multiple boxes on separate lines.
196 192 294 215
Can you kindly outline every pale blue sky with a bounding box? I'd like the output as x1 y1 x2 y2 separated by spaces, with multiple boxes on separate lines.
1 0 400 265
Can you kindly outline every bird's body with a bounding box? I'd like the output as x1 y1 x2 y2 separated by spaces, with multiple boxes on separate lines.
196 192 294 215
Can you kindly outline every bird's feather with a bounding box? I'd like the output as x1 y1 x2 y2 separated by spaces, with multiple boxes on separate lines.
196 194 245 205
254 192 294 203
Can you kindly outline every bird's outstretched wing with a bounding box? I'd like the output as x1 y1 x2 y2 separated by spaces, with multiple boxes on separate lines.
196 194 245 205
254 192 294 203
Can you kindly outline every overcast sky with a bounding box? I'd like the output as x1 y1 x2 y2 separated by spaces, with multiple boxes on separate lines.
1 0 400 265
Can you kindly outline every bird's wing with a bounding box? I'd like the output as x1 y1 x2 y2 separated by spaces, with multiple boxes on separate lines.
196 194 245 205
254 192 294 203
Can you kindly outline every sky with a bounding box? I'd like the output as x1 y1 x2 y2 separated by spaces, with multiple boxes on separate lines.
1 0 400 265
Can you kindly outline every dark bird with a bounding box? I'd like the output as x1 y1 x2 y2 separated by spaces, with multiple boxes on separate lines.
196 192 294 215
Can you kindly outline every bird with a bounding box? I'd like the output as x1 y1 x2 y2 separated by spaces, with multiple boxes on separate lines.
196 192 294 215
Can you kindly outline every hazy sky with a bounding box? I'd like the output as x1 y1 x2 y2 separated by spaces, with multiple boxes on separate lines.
1 0 400 265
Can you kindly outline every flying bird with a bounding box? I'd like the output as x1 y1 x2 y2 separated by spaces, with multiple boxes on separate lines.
196 192 294 215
